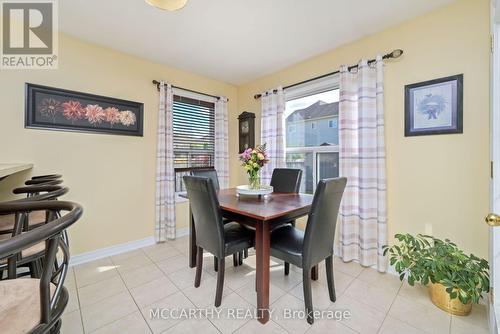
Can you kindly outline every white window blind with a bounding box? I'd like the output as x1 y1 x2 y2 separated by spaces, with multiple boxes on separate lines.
173 95 215 170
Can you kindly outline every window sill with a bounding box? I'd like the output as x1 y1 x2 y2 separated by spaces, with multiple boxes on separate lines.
175 192 189 203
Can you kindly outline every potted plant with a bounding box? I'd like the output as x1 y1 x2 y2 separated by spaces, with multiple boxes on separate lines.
383 234 489 315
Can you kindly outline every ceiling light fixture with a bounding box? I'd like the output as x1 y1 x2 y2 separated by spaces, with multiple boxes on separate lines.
145 0 188 11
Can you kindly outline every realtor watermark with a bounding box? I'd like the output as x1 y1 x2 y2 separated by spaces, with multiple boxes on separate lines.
149 307 352 321
1 0 58 69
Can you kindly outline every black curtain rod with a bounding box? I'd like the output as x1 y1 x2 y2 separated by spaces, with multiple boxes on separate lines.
253 49 403 99
152 80 227 101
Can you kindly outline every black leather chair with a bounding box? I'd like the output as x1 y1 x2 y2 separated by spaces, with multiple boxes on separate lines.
190 169 220 190
270 177 347 324
189 169 248 269
183 175 254 307
0 200 82 333
241 168 303 262
270 168 302 193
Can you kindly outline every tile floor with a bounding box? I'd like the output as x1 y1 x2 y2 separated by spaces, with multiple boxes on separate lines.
61 236 490 334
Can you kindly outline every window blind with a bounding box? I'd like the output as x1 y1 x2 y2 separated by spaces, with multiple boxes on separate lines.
173 95 215 170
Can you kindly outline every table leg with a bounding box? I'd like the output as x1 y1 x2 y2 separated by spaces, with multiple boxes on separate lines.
188 206 197 268
311 265 318 281
256 221 270 324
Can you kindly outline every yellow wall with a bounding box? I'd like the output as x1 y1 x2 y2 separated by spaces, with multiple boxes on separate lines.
0 34 238 255
237 0 491 258
0 0 490 259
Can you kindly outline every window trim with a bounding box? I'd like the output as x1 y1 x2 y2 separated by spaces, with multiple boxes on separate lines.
284 77 340 193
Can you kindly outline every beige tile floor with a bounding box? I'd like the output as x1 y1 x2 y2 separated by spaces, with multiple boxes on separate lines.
61 236 489 334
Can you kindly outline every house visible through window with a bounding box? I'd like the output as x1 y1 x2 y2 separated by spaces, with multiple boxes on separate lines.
173 94 215 192
285 84 339 194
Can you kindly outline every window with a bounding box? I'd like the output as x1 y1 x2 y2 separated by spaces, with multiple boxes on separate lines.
285 79 339 194
172 94 215 192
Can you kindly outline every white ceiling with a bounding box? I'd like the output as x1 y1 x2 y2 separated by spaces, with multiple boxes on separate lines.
60 0 455 85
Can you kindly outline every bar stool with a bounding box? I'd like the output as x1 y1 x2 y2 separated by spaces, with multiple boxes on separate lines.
0 185 69 279
0 200 82 333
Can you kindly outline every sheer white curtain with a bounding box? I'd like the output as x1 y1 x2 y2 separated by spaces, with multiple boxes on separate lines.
338 57 387 271
155 81 176 241
215 97 229 188
260 87 285 185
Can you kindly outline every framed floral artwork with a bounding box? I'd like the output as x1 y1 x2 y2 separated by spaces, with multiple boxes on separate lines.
404 74 463 136
25 83 143 136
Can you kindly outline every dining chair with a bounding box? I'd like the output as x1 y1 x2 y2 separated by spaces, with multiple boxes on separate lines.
190 169 220 190
0 200 82 333
240 168 304 261
270 177 347 324
189 169 248 269
183 175 254 307
270 168 303 193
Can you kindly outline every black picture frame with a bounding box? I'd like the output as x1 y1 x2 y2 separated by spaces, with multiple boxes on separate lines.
25 83 144 136
404 74 463 137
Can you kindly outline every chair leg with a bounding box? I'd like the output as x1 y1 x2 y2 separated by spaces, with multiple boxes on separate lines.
325 255 336 302
284 262 290 275
238 251 243 265
215 258 225 307
291 220 296 227
28 262 37 278
214 257 218 272
233 253 238 267
243 249 248 258
194 247 203 288
303 269 314 324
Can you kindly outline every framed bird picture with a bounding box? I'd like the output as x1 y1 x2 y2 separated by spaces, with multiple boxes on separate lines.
404 74 463 136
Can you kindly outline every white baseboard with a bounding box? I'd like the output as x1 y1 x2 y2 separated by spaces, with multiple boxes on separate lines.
70 227 190 267
176 227 189 238
70 236 156 267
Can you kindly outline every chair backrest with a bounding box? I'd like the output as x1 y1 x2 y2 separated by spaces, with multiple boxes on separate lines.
12 185 68 200
31 174 62 180
183 176 224 257
270 168 303 193
303 177 347 268
190 169 220 191
25 178 63 186
0 201 82 330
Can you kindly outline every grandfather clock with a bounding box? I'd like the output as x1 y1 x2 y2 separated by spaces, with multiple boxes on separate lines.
238 112 255 153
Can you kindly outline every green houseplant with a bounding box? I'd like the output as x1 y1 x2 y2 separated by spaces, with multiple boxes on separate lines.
383 234 489 315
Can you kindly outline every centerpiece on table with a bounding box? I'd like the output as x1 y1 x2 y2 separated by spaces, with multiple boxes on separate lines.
237 144 273 196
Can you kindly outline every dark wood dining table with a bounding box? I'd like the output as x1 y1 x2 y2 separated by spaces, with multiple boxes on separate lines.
187 188 315 324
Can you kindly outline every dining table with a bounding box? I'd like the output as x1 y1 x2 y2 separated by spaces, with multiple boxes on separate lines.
187 188 316 324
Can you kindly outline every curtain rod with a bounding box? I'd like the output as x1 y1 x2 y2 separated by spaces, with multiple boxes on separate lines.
152 80 227 101
253 49 403 100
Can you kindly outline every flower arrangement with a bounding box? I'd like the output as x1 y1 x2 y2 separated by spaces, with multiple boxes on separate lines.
239 144 269 189
38 98 137 127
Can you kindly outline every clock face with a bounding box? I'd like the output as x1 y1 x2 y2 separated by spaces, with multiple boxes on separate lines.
240 120 249 134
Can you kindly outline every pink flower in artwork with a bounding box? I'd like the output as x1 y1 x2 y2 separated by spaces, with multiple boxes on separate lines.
104 107 121 126
84 104 105 125
38 98 62 121
119 110 136 126
62 100 84 122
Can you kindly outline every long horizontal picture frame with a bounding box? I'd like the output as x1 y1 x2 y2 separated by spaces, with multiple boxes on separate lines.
25 83 144 136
